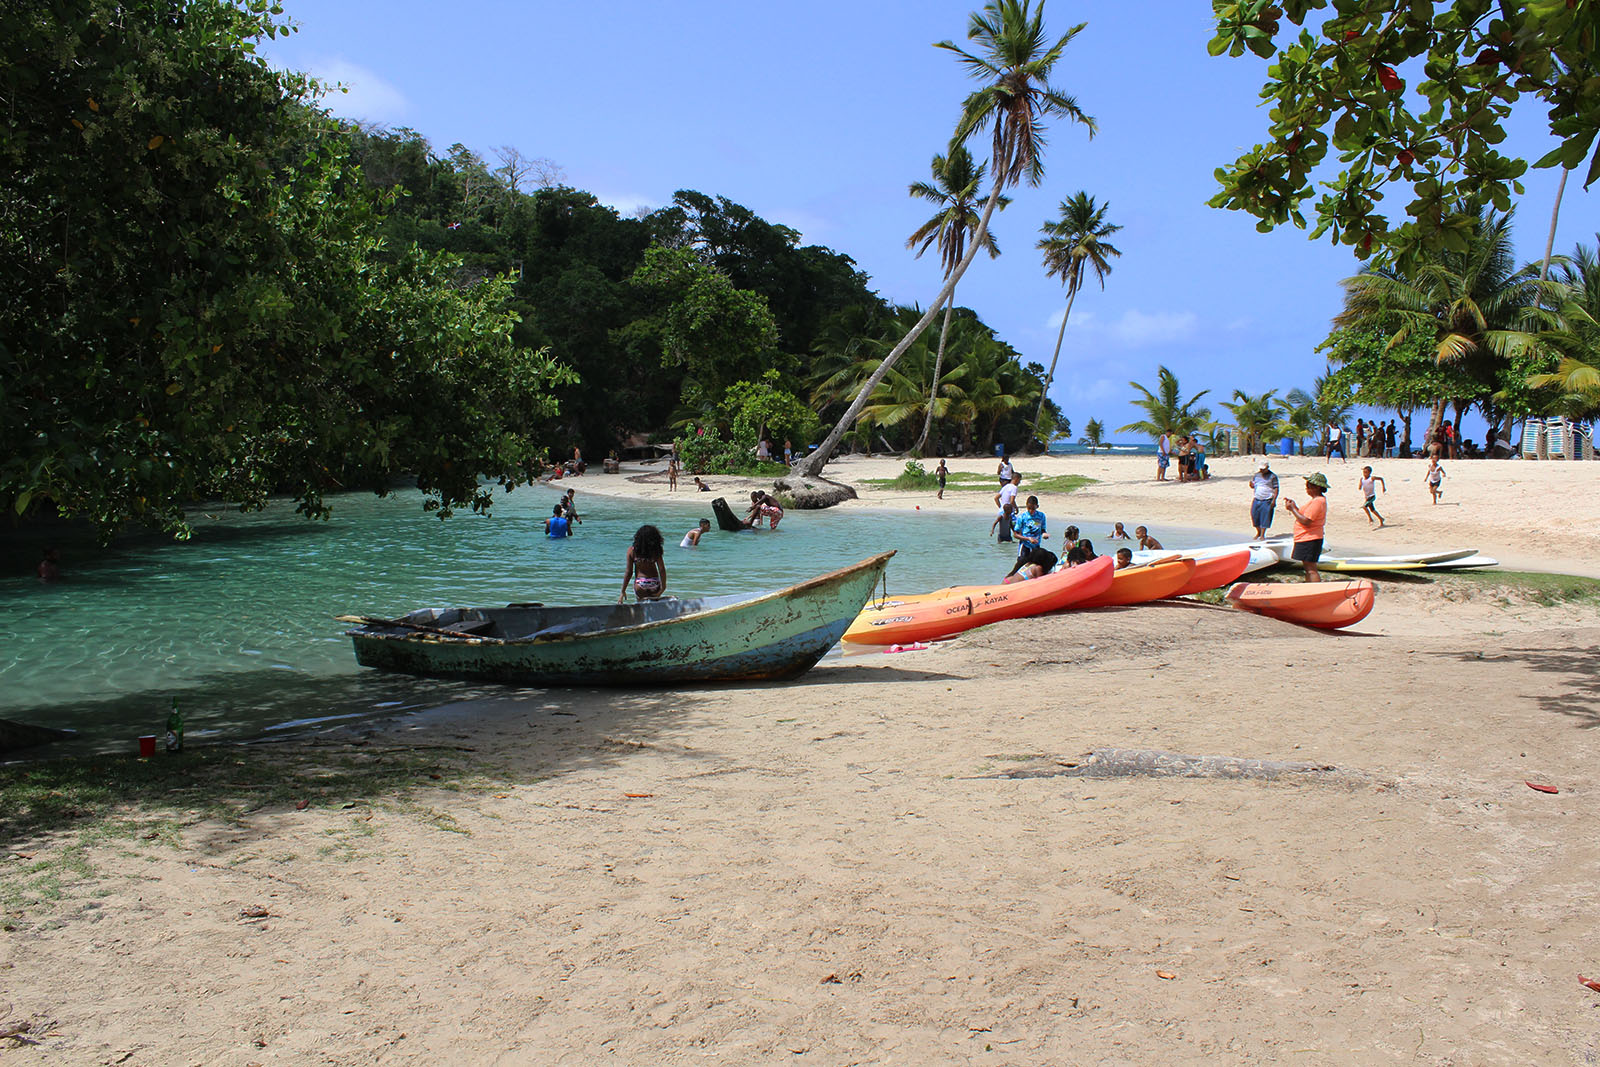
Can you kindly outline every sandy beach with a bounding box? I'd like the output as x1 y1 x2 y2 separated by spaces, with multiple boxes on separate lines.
5 453 1600 1064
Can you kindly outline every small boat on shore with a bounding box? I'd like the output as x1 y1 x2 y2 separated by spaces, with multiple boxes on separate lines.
1316 548 1477 573
1226 579 1376 629
344 552 894 686
842 555 1114 645
1168 549 1253 597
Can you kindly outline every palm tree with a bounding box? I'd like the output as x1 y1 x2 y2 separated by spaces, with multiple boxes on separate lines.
1221 389 1279 455
1030 192 1121 440
1336 208 1555 441
905 147 1007 454
1077 417 1105 454
1527 235 1600 420
792 0 1094 478
1119 365 1211 439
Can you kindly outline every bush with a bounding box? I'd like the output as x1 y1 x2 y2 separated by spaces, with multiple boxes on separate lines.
675 430 786 476
885 459 939 490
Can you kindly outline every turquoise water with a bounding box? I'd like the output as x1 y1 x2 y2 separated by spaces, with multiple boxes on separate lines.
1 485 1228 751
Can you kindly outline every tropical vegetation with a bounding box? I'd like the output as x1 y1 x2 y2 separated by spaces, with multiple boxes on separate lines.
1033 193 1121 438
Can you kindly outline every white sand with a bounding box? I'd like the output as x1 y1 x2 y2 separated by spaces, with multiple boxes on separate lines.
6 452 1600 1064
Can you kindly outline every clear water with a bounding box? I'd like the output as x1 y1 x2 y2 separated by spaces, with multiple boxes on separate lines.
1 485 1228 751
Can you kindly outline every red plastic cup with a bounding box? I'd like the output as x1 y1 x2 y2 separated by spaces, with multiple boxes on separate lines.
138 735 157 758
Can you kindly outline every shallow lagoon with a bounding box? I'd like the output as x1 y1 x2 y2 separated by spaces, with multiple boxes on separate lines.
2 485 1230 750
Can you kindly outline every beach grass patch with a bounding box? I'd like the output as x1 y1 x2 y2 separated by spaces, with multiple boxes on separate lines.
1438 569 1600 607
862 468 1096 494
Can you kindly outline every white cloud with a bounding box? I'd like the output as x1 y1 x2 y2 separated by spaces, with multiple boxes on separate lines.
1054 307 1199 349
303 57 409 124
596 194 658 218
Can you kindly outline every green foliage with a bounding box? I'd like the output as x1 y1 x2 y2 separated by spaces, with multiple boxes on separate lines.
886 459 940 490
1079 417 1106 453
1 0 570 539
630 246 781 398
672 428 784 477
722 371 819 450
1207 0 1600 263
1119 366 1213 438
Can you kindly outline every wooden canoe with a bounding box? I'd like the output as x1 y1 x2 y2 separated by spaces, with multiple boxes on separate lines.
1074 557 1197 609
1225 579 1376 629
346 552 894 686
842 555 1115 645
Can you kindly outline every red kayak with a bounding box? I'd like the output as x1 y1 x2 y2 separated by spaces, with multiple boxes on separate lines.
1225 579 1376 629
843 555 1114 645
1170 549 1252 598
1074 557 1196 609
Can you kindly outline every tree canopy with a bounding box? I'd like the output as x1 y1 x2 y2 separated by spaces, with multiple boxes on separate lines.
1208 0 1600 263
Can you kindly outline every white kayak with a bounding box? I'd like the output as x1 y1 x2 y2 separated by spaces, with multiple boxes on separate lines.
1317 548 1478 567
1421 554 1498 570
1130 540 1282 574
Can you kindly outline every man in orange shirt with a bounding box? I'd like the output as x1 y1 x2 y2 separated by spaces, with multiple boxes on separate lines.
1284 471 1329 582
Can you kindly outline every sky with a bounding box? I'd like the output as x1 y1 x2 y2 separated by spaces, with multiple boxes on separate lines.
261 0 1591 443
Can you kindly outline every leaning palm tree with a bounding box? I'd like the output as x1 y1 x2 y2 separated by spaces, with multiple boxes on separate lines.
1119 366 1211 439
792 0 1094 478
1221 389 1280 455
1077 417 1105 454
905 147 1008 454
1030 192 1121 439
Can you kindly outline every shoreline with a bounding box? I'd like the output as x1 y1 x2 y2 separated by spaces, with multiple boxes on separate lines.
568 451 1600 579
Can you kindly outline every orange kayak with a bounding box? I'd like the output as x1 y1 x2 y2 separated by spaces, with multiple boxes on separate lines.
1074 557 1196 609
843 555 1115 645
1170 549 1252 598
1225 579 1376 629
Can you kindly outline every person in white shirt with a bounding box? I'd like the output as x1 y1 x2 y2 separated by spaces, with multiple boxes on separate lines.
1249 461 1280 539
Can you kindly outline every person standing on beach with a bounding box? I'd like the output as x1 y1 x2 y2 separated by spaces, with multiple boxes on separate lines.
668 449 680 491
783 439 793 466
1284 472 1329 582
1325 422 1346 462
997 453 1014 489
1386 421 1397 458
936 458 949 500
1358 466 1387 527
1249 461 1279 539
1156 432 1171 481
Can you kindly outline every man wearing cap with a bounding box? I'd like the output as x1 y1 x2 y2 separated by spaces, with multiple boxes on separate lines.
1249 460 1280 540
1284 472 1330 582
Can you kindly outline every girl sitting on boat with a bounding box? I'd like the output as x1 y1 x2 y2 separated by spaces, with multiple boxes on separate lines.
619 525 667 602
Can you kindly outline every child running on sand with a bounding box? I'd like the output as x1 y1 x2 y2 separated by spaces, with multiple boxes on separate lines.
1358 466 1387 526
1426 458 1446 504
619 525 667 602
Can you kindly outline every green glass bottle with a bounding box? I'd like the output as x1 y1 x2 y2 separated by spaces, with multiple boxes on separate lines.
165 697 184 753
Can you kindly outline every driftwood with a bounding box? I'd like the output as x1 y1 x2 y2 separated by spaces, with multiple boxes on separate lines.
975 747 1372 786
773 475 857 510
0 718 74 755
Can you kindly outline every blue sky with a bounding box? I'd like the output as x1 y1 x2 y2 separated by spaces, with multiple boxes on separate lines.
263 0 1588 441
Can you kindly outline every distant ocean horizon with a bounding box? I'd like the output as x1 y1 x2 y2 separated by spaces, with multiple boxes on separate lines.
1046 440 1157 456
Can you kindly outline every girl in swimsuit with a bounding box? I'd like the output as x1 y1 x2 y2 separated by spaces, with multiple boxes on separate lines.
619 525 667 602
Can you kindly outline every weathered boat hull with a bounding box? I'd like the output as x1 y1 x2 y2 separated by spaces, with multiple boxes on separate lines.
347 552 894 686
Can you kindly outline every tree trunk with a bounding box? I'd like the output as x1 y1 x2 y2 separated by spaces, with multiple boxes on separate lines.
793 181 1007 478
1399 409 1413 458
1539 167 1570 283
911 292 956 455
1028 284 1079 443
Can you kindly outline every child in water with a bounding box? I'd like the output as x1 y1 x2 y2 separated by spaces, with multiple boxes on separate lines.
1108 522 1130 540
619 525 667 602
1135 526 1163 551
681 519 711 547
